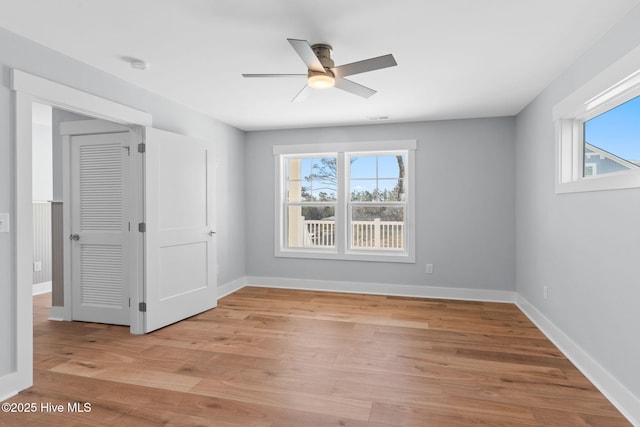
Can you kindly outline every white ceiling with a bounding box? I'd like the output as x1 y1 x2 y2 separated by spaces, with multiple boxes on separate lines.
0 0 637 131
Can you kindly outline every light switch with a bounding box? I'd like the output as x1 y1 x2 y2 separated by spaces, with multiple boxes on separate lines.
0 213 9 232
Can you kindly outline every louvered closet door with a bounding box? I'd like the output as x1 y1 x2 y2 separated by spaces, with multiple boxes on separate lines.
70 132 130 325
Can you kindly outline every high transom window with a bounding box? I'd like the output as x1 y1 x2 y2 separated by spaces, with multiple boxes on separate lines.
554 49 640 194
583 95 640 178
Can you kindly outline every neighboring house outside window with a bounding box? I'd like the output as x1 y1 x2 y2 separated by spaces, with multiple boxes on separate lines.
583 143 639 177
274 140 416 263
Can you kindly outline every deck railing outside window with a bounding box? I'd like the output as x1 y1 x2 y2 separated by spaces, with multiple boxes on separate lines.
302 219 403 250
303 220 336 247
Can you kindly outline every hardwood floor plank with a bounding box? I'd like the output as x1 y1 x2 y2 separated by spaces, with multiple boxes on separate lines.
441 381 628 418
331 379 444 408
2 287 630 426
176 359 337 395
531 407 634 427
369 401 537 427
190 378 372 421
271 408 396 427
51 360 202 393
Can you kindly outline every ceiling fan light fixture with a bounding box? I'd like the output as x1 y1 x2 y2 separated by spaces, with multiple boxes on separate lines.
308 71 335 89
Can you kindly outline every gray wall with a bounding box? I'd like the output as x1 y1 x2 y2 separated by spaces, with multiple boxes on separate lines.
32 122 52 201
515 5 640 399
0 27 246 378
245 118 516 290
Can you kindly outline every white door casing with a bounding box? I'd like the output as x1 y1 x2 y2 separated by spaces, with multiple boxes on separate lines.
63 120 132 326
8 70 151 400
143 127 217 332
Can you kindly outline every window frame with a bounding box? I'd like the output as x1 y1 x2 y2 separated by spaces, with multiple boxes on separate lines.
346 151 408 253
282 153 338 252
274 140 416 263
554 46 640 194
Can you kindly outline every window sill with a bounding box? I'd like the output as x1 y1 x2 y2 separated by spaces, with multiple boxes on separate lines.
556 170 640 194
275 248 415 263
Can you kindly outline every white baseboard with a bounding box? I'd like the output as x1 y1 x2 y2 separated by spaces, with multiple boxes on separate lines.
48 306 68 321
516 295 639 426
32 281 51 295
0 390 18 403
244 275 515 303
0 371 27 404
218 277 247 299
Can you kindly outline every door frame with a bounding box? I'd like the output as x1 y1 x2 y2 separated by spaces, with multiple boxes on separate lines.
8 70 152 397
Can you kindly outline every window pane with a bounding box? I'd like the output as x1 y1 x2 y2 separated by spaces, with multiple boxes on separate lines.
349 156 376 179
287 157 337 201
351 206 404 250
378 179 405 201
286 205 335 248
378 155 404 178
349 154 407 201
350 179 377 201
350 180 405 201
583 95 640 177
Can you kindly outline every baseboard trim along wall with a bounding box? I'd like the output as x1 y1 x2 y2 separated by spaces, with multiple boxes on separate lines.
32 281 51 295
244 276 516 303
48 306 67 322
516 295 639 426
216 276 637 425
217 277 247 299
0 371 23 405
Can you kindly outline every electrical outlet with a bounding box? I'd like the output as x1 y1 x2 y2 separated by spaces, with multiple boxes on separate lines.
543 286 548 300
426 264 433 274
33 261 42 272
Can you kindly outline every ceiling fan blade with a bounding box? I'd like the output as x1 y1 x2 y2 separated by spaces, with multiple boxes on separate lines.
287 39 325 72
242 74 307 78
331 54 397 78
334 78 377 98
291 84 311 103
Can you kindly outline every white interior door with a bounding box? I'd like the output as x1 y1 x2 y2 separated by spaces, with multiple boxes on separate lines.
143 127 217 332
69 129 130 325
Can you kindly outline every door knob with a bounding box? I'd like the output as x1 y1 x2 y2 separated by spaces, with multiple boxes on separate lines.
209 230 216 236
69 234 80 241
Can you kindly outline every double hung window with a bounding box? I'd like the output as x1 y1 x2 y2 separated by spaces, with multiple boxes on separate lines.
275 140 416 262
284 155 337 249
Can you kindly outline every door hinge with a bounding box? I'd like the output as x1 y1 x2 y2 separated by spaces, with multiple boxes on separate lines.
138 222 146 232
139 302 147 312
129 297 131 307
138 142 146 153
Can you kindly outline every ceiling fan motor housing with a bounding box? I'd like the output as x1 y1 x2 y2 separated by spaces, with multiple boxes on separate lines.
311 44 334 75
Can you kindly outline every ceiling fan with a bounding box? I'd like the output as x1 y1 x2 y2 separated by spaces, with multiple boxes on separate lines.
242 38 397 102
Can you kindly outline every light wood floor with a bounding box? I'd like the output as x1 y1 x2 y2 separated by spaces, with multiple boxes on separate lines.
2 287 629 426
